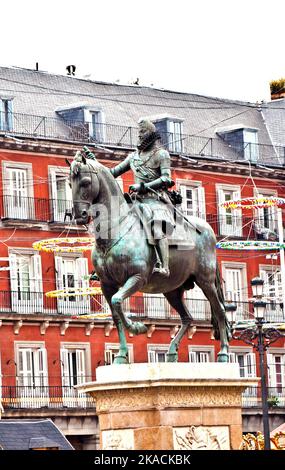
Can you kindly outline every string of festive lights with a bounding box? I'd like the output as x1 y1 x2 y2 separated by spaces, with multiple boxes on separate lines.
45 286 102 298
216 240 285 250
220 196 285 210
33 237 94 253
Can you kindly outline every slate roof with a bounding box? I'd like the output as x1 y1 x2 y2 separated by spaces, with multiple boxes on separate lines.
0 418 74 450
0 66 282 166
261 99 285 146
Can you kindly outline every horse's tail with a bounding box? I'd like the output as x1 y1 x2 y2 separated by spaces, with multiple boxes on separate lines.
211 262 231 341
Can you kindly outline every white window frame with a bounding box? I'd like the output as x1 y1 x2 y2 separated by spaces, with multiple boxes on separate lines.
54 253 89 314
267 348 285 402
48 166 73 223
167 119 183 153
84 108 105 142
184 287 210 320
9 249 43 313
254 188 278 234
260 265 283 321
0 97 13 131
176 179 206 220
222 261 248 318
15 341 49 408
188 346 215 363
2 161 34 219
216 184 242 236
104 343 134 365
243 129 259 162
60 342 91 407
147 344 169 363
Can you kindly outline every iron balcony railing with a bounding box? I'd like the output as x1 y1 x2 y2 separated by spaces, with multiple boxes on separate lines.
0 291 284 322
0 383 95 409
0 196 73 224
242 386 285 408
1 111 285 167
206 214 280 239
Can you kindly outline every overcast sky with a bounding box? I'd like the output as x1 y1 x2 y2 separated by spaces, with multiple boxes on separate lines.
1 0 285 102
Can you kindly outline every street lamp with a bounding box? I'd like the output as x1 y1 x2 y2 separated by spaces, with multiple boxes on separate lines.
225 277 284 450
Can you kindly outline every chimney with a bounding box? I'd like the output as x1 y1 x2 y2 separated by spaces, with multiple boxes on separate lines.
270 78 285 100
66 65 76 76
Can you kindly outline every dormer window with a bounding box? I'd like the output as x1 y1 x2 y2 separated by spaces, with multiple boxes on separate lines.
0 98 13 131
56 104 105 142
153 117 183 153
217 126 259 162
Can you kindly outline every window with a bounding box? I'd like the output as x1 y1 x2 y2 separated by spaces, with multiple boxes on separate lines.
177 181 206 219
222 262 247 319
104 343 133 365
9 252 43 313
49 167 73 223
188 347 214 363
154 118 183 153
55 255 89 314
255 190 278 235
148 345 168 363
243 130 259 162
217 186 242 236
2 162 34 220
267 352 285 396
60 343 90 407
0 98 13 131
89 110 105 142
260 267 283 321
60 348 87 386
218 127 259 162
143 293 171 319
229 351 256 377
16 344 49 408
184 285 210 320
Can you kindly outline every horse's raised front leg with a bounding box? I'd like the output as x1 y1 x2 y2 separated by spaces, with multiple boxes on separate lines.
196 280 230 362
101 283 129 365
111 274 148 335
164 288 193 362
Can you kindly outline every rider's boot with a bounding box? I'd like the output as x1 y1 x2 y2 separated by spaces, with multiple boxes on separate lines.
152 237 170 277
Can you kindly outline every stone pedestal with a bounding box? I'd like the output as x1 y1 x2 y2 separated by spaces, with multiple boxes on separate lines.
77 363 259 450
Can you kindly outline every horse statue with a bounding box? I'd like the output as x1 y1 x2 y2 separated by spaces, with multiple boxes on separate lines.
68 149 231 364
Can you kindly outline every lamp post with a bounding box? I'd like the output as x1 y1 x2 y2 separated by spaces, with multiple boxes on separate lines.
226 277 284 450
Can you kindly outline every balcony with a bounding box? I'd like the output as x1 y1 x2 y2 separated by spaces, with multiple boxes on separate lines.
0 382 95 410
207 214 280 240
1 111 285 168
0 291 284 322
242 386 285 408
0 196 73 225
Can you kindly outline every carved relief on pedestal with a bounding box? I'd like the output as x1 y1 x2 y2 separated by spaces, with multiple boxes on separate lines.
102 429 134 450
173 425 230 450
94 386 241 413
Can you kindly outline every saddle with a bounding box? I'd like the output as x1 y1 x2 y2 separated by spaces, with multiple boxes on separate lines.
124 193 195 250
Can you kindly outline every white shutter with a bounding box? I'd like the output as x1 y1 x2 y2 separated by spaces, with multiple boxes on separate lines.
217 189 226 235
18 349 33 387
104 349 114 365
245 353 256 377
188 351 197 363
31 254 43 311
35 348 48 387
76 350 86 384
55 256 63 290
267 353 276 388
233 190 242 236
60 349 70 387
9 253 19 311
197 186 206 220
200 352 210 363
75 257 89 311
50 170 58 221
256 193 264 229
148 350 157 363
229 352 237 363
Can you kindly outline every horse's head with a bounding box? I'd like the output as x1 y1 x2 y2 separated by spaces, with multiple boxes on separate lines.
68 149 100 225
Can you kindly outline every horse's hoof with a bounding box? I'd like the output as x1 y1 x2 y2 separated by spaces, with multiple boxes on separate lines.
217 353 229 363
128 321 147 335
166 353 178 363
113 354 129 365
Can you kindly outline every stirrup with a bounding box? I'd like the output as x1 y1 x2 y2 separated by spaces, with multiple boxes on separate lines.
152 266 170 277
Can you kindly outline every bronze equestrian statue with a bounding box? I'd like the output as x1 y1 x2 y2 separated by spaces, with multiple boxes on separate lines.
68 119 231 364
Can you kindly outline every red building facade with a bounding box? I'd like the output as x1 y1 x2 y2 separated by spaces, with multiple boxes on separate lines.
0 67 284 448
